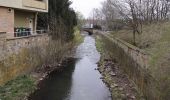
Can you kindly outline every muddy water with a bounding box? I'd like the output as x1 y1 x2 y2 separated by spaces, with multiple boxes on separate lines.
29 34 111 100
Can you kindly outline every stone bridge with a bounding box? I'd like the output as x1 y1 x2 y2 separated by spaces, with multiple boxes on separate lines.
81 28 94 35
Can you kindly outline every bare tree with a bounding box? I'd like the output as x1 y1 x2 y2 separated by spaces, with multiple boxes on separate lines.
105 0 142 45
100 0 170 45
101 0 125 30
92 8 103 26
76 12 85 29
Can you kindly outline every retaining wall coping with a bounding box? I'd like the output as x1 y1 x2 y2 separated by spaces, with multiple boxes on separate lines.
97 31 150 56
114 37 150 55
6 34 48 41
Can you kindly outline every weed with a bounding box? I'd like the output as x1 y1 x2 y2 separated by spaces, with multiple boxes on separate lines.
0 75 36 100
110 22 170 99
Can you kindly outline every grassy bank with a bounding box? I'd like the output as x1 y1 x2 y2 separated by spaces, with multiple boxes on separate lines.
73 27 84 44
111 22 170 68
110 22 170 99
0 75 36 100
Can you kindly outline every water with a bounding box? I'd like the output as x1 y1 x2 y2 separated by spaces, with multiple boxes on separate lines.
29 33 111 100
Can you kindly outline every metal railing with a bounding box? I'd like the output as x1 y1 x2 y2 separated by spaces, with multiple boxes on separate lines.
14 30 48 37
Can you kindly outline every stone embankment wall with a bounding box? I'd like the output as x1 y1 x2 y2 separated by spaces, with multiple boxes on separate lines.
97 31 160 100
0 34 49 85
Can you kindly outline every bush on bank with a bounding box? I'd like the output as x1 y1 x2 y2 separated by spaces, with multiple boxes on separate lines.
0 28 83 100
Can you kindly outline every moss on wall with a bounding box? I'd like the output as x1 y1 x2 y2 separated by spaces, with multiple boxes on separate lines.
0 34 49 86
0 47 42 85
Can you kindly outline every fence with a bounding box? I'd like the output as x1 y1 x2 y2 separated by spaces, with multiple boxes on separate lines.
12 30 48 37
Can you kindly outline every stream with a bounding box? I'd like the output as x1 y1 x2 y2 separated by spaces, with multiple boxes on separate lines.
29 33 111 100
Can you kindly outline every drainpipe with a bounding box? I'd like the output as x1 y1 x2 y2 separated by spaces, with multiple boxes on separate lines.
35 12 38 34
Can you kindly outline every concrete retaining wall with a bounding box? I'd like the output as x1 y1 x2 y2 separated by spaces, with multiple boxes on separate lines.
0 34 49 85
97 32 160 100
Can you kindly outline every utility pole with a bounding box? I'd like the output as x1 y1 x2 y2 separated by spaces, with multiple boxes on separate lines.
93 10 94 28
92 9 95 34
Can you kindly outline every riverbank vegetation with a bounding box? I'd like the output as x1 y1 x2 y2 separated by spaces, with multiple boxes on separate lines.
0 31 82 100
73 27 84 44
0 0 82 99
92 0 170 99
95 35 144 100
0 75 36 100
37 0 77 41
110 21 170 100
110 22 170 72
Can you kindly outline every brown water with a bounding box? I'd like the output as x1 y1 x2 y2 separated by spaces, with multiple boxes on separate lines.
29 34 111 100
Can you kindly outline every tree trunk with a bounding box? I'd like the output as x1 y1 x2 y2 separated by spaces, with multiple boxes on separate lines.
133 30 136 46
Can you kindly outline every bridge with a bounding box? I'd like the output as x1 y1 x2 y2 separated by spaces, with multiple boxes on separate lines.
81 28 94 35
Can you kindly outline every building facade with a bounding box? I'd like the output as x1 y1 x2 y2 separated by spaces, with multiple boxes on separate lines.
0 0 48 38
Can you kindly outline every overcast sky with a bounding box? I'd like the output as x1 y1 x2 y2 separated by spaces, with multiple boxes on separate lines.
71 0 105 18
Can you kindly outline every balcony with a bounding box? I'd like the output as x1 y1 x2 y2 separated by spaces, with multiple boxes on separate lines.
22 0 47 10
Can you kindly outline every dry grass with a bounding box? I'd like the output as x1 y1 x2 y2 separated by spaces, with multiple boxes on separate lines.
110 22 170 99
111 23 163 50
73 27 84 44
36 27 83 68
111 22 170 70
0 28 83 100
44 39 75 65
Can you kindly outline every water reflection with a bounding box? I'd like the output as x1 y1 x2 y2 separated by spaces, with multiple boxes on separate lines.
29 34 111 100
29 59 76 100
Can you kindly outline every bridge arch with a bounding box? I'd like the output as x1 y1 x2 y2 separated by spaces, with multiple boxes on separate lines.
81 28 93 35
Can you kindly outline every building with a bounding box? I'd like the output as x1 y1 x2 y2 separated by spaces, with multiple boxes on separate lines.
0 0 48 38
